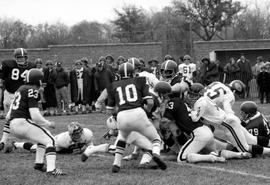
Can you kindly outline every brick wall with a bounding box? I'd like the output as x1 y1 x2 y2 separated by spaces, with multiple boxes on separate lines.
194 39 270 66
0 42 162 68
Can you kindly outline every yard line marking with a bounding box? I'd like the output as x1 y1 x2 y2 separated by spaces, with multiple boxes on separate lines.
182 163 270 180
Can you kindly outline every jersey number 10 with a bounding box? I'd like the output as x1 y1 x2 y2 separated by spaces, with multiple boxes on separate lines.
116 84 138 105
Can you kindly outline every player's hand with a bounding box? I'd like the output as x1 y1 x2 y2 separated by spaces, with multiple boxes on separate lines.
48 121 55 129
72 148 82 154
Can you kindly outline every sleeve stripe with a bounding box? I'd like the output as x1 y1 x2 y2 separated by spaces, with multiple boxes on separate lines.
106 106 114 110
142 96 153 100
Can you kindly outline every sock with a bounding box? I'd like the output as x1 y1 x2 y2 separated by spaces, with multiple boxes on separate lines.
35 144 46 164
220 150 242 159
152 139 161 155
45 146 56 172
84 144 109 156
132 146 139 154
187 153 215 163
257 136 269 147
0 121 10 143
13 142 26 150
139 151 152 164
113 140 126 167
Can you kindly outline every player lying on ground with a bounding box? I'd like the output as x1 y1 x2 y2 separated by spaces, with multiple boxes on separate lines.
189 83 270 157
155 81 253 164
8 122 93 154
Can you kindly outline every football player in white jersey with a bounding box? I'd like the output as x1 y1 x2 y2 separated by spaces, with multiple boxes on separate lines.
12 122 93 154
188 83 270 157
178 55 196 83
203 80 245 115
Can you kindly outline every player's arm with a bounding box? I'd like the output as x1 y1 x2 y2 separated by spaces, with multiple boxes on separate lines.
106 84 116 115
190 99 205 122
95 89 108 111
140 77 154 113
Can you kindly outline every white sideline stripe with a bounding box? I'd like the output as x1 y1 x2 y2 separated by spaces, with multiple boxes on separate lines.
182 163 270 180
88 154 270 180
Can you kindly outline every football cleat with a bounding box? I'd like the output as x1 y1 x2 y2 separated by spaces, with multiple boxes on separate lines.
47 168 66 176
112 165 120 173
152 154 167 170
240 152 252 159
123 153 139 161
34 163 47 172
81 153 89 162
138 162 159 170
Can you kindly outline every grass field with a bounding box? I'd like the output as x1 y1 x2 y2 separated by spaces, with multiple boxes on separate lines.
1 100 270 185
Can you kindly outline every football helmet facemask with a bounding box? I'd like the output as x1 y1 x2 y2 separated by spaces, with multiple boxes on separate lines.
160 60 178 81
26 68 44 86
14 48 28 68
68 122 83 142
187 83 204 106
240 101 258 120
119 62 134 79
229 80 246 94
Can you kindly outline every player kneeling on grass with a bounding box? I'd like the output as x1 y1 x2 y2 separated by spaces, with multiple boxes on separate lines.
82 115 161 169
11 122 93 154
5 68 65 176
155 81 227 164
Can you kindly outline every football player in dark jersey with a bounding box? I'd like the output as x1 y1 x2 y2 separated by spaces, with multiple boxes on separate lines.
0 48 36 150
106 62 167 173
240 101 270 138
6 68 65 176
159 60 190 99
155 81 227 163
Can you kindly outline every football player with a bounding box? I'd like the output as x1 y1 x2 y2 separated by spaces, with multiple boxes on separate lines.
0 48 36 150
240 101 270 138
106 62 167 173
159 60 190 98
189 83 270 157
155 81 227 163
12 122 93 154
203 80 245 115
178 55 196 83
6 68 65 176
82 116 159 169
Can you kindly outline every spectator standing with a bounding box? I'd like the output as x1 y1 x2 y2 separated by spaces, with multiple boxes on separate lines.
253 56 265 77
237 54 253 98
43 60 57 116
147 58 159 78
223 57 240 83
94 58 114 97
51 61 70 115
70 60 94 114
200 58 219 86
257 65 270 104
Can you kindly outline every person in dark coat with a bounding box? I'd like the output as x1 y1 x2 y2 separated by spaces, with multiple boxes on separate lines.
257 65 270 104
43 60 58 116
200 58 219 86
70 60 94 114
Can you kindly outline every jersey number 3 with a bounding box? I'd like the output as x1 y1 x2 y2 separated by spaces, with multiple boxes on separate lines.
116 84 138 105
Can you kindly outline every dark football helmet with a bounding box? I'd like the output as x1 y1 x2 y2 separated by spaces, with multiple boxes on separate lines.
154 81 172 95
14 48 28 68
229 80 246 94
26 68 44 86
187 83 204 106
68 122 83 142
127 57 141 71
160 60 178 81
119 62 134 79
240 101 258 120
